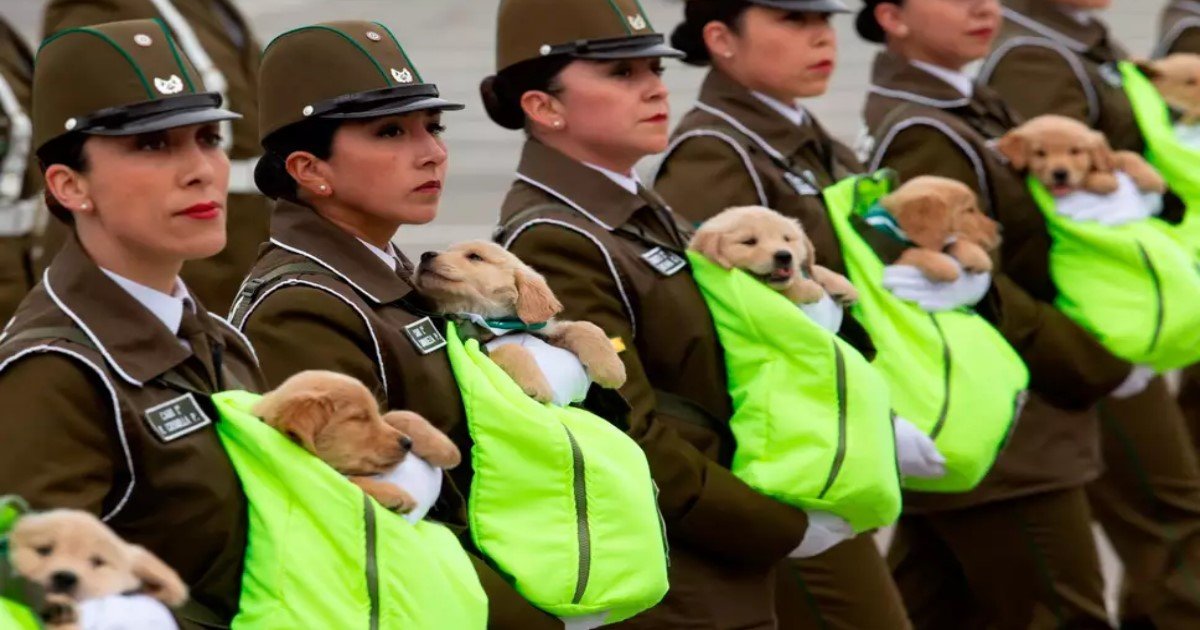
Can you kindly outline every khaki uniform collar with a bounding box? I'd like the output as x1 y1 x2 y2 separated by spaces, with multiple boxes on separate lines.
270 200 414 304
515 138 650 231
695 69 823 161
1173 0 1200 16
43 235 223 387
1003 0 1108 54
869 51 1017 124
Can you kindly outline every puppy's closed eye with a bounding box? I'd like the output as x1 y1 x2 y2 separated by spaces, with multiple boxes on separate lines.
740 237 758 246
466 252 484 262
90 555 106 569
35 545 53 557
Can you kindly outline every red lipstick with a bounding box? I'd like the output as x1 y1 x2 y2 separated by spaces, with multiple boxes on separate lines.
415 180 442 194
177 201 221 220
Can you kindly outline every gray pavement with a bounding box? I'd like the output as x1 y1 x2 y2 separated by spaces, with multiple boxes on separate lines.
0 0 1171 619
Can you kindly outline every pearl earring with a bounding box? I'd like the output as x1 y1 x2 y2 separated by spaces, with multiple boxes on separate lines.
723 51 734 59
553 120 563 129
319 185 328 192
81 202 89 210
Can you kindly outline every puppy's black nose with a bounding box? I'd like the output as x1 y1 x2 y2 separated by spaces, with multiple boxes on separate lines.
1052 169 1069 184
399 436 413 452
49 571 77 593
773 250 793 267
420 251 438 263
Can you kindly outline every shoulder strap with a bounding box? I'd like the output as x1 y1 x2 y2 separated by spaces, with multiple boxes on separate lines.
229 260 338 326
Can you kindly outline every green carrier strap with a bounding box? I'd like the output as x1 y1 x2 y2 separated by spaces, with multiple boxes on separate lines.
825 172 1028 494
228 261 338 325
1119 61 1200 255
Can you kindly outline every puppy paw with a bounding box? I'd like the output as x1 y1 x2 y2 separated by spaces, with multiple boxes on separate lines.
353 477 419 512
784 278 827 305
586 355 628 390
898 249 960 283
383 411 462 469
947 241 993 274
488 344 556 403
1115 151 1167 193
810 266 858 305
546 321 627 389
1083 171 1120 195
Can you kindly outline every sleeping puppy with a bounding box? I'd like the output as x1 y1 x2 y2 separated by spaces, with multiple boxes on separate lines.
1137 54 1200 124
413 240 626 404
254 370 461 512
995 114 1166 196
8 510 188 629
878 176 1001 282
689 205 858 305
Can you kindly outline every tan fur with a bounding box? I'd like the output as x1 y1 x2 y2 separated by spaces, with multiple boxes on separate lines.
1137 54 1200 124
414 240 627 397
996 115 1165 195
880 176 1000 281
689 205 856 305
9 510 188 628
254 370 461 512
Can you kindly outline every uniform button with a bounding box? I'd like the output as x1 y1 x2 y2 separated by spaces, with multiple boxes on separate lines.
540 44 552 56
302 105 314 117
366 31 382 42
64 118 77 131
134 33 153 47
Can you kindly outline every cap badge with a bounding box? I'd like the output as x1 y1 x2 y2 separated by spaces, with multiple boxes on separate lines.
133 33 153 47
64 118 78 131
539 44 552 56
391 68 414 84
365 31 383 42
154 74 184 95
627 14 647 31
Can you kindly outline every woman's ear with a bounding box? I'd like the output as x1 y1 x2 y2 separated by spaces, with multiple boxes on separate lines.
284 151 333 198
44 164 93 218
702 19 737 61
875 2 910 39
520 90 566 133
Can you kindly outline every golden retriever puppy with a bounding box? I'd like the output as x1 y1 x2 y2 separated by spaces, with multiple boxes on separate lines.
879 176 1001 282
1137 54 1200 124
689 205 858 305
9 510 187 628
413 240 626 404
995 114 1166 196
253 370 461 512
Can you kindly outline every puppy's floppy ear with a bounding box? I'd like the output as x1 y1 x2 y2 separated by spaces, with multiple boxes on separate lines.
1088 132 1117 172
885 190 954 251
995 130 1029 170
688 226 730 268
514 267 562 324
128 545 188 607
253 390 332 453
796 222 817 277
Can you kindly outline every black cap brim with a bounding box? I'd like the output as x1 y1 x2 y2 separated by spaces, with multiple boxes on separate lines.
322 95 465 119
70 92 241 137
748 0 851 13
576 40 686 61
85 106 241 136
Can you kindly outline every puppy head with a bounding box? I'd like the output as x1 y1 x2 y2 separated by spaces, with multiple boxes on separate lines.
9 510 187 606
995 115 1113 194
690 206 815 291
1138 54 1200 114
413 240 562 324
879 176 974 251
254 371 411 476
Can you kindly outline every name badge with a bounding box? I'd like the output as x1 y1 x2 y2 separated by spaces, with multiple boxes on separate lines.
641 247 687 276
144 394 212 443
784 170 820 196
404 317 448 354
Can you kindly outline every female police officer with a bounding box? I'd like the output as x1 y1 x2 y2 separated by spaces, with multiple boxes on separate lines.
980 2 1200 626
228 20 564 629
0 19 264 629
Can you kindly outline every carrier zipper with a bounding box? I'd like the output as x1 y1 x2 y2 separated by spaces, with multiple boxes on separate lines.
928 315 952 440
563 425 592 604
818 343 849 499
1136 242 1165 355
362 493 380 630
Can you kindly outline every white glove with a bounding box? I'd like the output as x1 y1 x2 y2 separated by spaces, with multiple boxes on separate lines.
798 292 844 334
789 511 854 559
894 416 947 480
1054 172 1157 227
373 454 443 524
79 595 178 630
1111 365 1157 400
560 612 609 629
882 263 991 312
486 332 591 406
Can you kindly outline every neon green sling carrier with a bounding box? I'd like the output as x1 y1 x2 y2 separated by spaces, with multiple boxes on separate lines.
1119 61 1200 255
211 391 488 630
686 251 900 533
1025 178 1200 371
1 497 40 630
443 323 669 624
824 173 1029 494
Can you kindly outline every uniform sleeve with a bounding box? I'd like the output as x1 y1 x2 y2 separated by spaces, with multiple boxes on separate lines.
43 0 151 35
984 45 1093 124
240 286 386 398
877 126 1131 409
655 136 766 226
0 353 117 514
509 224 808 568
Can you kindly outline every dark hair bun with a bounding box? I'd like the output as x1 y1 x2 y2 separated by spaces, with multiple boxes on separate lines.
253 151 295 201
480 75 526 130
856 5 887 44
670 19 711 67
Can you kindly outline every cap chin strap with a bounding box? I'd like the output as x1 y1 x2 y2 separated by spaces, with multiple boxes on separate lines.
539 33 668 58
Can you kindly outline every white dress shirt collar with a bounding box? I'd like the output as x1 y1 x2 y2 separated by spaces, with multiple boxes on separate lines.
910 59 975 98
752 91 807 126
582 162 641 195
99 268 193 336
357 238 399 272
